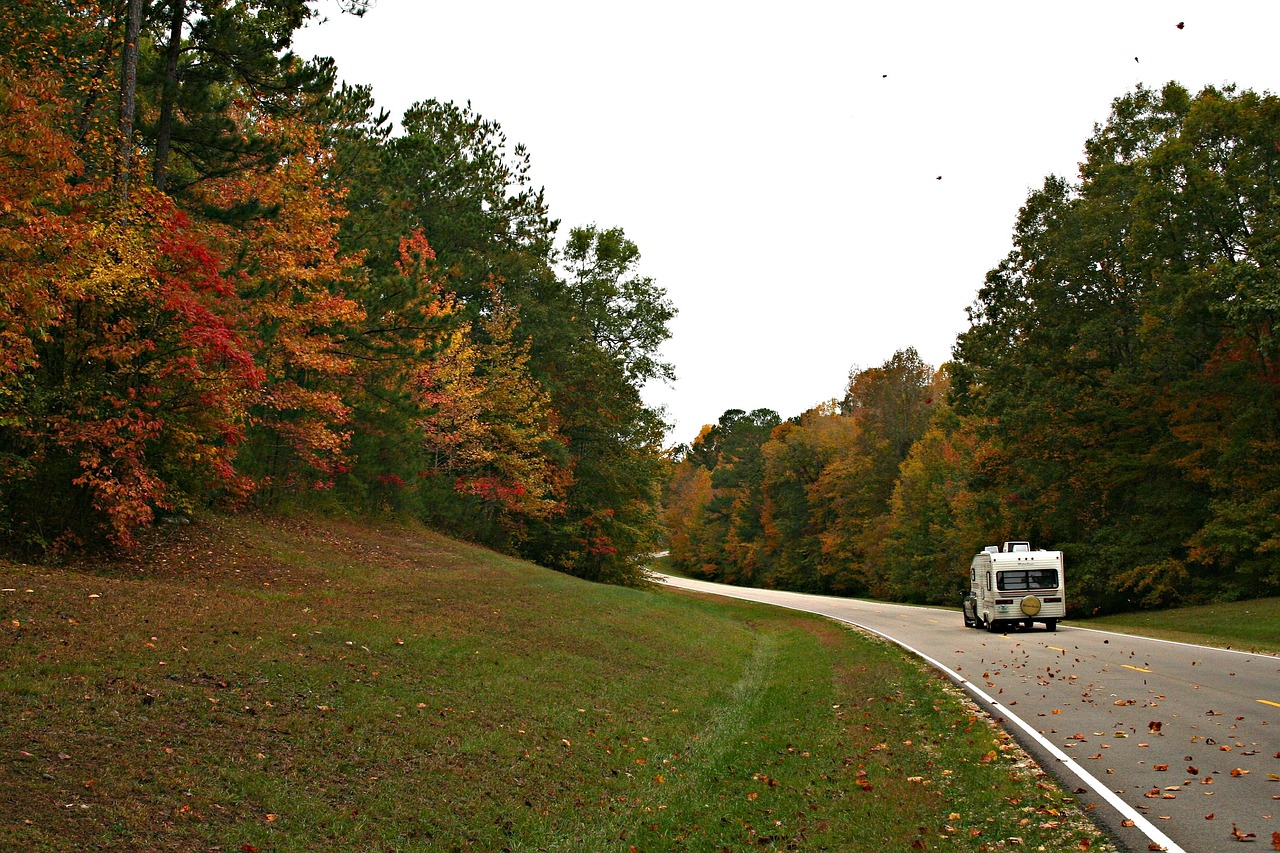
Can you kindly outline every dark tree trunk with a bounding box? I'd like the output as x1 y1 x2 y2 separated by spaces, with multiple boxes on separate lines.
117 0 143 199
153 0 187 192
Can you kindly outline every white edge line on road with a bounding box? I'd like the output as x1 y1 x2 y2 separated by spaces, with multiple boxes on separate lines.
1066 624 1278 659
657 575 1279 661
774 595 1277 661
656 577 1186 853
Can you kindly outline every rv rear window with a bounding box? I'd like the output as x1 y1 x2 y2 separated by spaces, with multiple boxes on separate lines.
996 569 1059 591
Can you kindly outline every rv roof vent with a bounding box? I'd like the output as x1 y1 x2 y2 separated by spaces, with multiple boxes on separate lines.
1004 541 1031 552
984 545 999 554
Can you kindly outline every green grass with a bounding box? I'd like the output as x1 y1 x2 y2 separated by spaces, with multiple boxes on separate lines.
1076 597 1280 655
0 515 1113 851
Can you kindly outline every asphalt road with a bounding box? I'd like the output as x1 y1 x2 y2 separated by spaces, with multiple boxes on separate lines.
655 573 1280 853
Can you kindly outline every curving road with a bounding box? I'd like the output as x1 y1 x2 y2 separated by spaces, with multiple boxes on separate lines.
655 573 1280 853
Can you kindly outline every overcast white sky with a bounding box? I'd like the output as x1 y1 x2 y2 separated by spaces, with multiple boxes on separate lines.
294 0 1280 444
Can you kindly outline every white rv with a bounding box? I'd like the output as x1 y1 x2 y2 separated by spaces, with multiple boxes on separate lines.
962 541 1065 632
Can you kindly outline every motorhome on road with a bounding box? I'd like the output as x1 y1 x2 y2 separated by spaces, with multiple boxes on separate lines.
962 541 1065 632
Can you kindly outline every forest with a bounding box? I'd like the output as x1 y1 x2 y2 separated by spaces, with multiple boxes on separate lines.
6 4 1280 614
663 83 1280 614
0 0 673 584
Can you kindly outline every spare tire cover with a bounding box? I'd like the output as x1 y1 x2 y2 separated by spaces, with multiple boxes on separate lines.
1020 595 1042 616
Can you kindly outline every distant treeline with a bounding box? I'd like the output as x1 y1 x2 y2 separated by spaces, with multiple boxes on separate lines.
0 2 673 584
663 83 1280 613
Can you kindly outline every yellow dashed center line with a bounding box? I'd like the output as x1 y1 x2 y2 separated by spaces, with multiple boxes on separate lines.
1258 699 1280 709
1047 646 1066 652
1122 664 1152 673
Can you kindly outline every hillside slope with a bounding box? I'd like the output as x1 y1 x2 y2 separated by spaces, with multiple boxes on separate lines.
0 515 1113 851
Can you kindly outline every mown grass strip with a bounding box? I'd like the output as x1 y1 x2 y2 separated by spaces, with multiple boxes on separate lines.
0 514 1113 851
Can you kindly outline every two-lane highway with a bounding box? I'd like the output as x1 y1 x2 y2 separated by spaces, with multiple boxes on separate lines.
656 573 1280 853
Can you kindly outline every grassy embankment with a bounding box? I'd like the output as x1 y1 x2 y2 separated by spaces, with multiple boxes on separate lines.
0 515 1114 851
1077 598 1280 656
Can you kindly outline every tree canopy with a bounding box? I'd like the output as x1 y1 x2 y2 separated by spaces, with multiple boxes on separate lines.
664 83 1280 613
0 2 674 585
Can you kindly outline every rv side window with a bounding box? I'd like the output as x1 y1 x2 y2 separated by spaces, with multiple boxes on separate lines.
986 572 991 591
996 569 1059 592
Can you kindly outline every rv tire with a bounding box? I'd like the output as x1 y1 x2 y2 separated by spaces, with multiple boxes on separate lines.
1046 619 1057 632
986 617 1001 634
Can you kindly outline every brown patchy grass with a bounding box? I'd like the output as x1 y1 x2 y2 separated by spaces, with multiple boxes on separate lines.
0 514 1114 851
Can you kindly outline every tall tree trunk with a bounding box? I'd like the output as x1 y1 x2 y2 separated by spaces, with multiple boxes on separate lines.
153 0 187 192
117 0 144 201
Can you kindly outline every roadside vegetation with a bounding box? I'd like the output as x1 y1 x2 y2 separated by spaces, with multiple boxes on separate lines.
1 515 1113 851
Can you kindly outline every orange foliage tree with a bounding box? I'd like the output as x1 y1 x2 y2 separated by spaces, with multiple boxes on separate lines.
192 113 365 496
415 281 568 544
1 60 260 548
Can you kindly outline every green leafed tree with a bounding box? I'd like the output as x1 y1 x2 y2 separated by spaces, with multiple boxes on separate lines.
951 82 1280 610
514 225 675 585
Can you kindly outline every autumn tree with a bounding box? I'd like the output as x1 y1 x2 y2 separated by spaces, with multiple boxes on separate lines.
812 349 944 594
414 279 568 548
662 451 715 572
758 404 858 592
666 409 781 585
188 113 364 497
877 400 990 604
0 58 260 549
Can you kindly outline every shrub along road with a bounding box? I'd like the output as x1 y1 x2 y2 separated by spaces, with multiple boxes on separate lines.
657 574 1280 853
